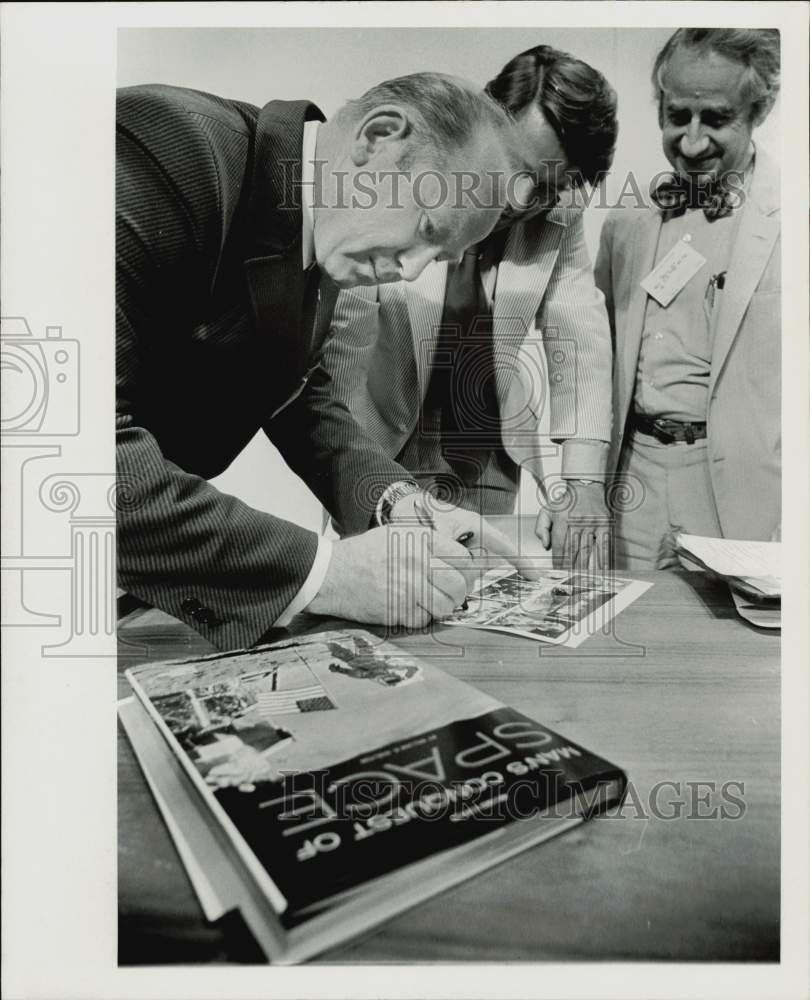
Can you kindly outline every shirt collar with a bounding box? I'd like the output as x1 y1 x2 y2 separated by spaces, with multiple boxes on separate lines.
301 120 319 269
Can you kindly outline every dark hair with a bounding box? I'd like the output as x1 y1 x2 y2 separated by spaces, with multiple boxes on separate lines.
485 45 618 187
652 29 781 125
340 72 510 160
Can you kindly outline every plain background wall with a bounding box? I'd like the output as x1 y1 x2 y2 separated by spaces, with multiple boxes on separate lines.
117 27 779 532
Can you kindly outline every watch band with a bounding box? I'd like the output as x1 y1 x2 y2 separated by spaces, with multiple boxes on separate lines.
376 480 422 525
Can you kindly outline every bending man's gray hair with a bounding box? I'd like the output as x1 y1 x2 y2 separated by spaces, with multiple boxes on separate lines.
652 28 781 125
338 72 511 161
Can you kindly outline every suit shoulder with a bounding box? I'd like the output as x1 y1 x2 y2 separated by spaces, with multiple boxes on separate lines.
116 84 257 211
749 145 780 217
605 202 652 226
116 86 255 256
601 203 655 240
117 85 257 148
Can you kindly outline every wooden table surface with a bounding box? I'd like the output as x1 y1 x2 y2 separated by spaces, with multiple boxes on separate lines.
118 519 780 964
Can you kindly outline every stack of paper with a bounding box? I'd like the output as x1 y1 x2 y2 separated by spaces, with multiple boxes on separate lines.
675 534 781 628
675 534 781 598
728 589 781 629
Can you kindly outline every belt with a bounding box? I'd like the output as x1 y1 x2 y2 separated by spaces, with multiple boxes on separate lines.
631 412 707 445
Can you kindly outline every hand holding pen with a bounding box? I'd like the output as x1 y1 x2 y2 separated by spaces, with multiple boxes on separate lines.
413 497 474 610
405 494 540 577
398 492 542 611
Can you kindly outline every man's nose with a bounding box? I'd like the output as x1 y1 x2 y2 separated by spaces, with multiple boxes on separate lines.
397 244 442 282
680 123 710 158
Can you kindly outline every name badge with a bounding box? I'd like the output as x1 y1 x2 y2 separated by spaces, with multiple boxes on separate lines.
640 238 707 307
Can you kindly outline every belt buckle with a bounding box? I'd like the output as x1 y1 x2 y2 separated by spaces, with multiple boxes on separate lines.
651 418 677 444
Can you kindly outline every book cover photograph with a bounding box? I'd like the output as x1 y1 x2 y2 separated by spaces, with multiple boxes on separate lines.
442 569 652 646
121 629 628 961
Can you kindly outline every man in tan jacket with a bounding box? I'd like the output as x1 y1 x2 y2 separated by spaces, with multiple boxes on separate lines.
595 28 781 568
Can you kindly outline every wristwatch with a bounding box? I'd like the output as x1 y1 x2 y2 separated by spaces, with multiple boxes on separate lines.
376 480 422 525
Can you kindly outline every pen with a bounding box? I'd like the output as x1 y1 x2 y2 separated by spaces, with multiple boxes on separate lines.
456 531 474 608
705 270 727 311
413 499 473 610
413 498 476 547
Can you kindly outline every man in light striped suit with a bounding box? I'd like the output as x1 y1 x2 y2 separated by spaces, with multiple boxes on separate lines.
322 46 618 569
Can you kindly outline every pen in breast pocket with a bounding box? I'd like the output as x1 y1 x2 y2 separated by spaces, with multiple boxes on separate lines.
705 270 727 312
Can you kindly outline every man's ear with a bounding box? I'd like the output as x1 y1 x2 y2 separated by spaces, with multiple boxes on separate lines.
351 105 412 166
656 95 666 130
750 103 770 129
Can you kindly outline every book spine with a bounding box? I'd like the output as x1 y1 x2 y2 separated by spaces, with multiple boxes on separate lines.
126 670 290 916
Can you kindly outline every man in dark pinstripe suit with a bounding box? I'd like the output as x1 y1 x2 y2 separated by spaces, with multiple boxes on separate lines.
116 73 536 650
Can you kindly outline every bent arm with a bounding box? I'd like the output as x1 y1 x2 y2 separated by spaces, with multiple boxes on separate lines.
540 211 613 478
269 285 414 536
116 90 320 649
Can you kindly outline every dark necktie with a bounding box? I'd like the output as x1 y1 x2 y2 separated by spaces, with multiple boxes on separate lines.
302 265 339 359
312 272 339 355
425 231 506 486
650 174 736 221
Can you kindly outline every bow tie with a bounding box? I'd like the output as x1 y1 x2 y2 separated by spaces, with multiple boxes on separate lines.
650 175 736 221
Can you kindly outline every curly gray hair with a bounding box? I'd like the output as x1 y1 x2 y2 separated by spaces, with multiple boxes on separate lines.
653 29 781 125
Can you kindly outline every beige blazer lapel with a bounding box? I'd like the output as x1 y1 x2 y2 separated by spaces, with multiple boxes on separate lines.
614 208 662 439
492 217 564 407
405 260 449 404
709 154 780 396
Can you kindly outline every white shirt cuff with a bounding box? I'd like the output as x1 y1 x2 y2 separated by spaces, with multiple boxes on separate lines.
560 439 610 479
272 534 333 628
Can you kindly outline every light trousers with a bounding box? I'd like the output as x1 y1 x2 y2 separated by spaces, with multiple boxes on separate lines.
614 431 722 570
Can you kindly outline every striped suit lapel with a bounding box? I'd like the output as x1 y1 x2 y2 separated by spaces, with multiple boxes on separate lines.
492 218 562 407
310 274 340 357
243 99 325 391
405 261 449 403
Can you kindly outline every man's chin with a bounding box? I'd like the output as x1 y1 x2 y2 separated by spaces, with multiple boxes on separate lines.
326 264 403 289
320 258 376 289
330 274 363 289
333 273 380 289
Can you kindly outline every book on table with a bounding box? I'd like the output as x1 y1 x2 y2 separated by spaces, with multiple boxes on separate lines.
119 628 627 963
